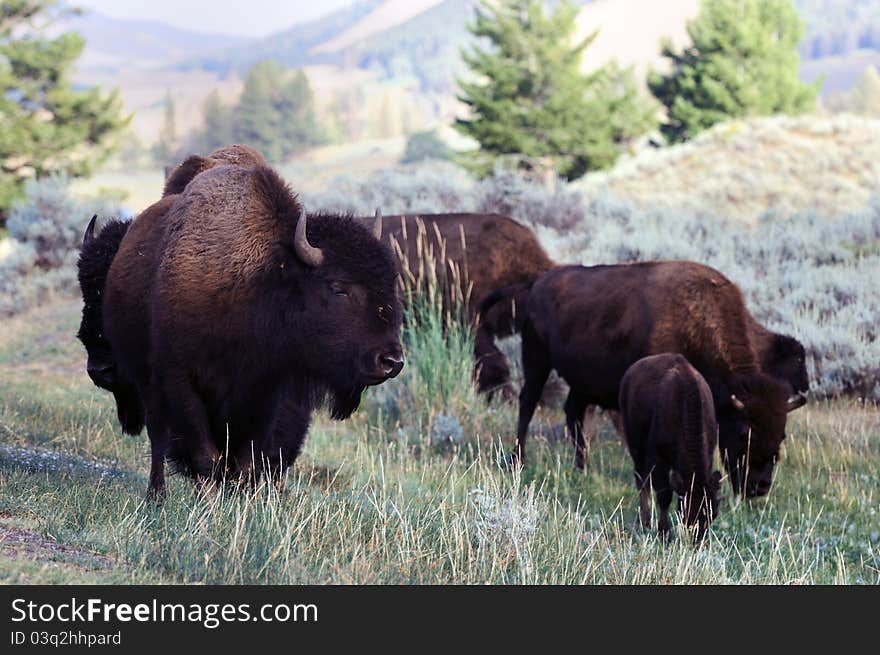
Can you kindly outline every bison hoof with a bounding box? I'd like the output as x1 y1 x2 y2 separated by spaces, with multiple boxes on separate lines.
145 485 166 505
497 450 523 471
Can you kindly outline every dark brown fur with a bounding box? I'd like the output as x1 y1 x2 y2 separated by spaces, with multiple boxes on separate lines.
76 218 144 435
483 261 791 498
162 144 268 196
104 164 403 498
619 354 722 543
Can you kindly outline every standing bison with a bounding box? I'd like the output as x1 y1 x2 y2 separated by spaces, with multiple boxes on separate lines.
77 145 272 441
481 261 802 497
102 164 403 497
77 216 144 435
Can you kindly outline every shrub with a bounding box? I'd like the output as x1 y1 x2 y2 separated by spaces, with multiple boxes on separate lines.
401 130 452 164
0 176 121 316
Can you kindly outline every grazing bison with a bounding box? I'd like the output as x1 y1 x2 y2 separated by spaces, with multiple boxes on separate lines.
103 164 403 498
77 215 144 435
583 316 809 462
361 212 555 396
481 261 801 497
619 354 722 543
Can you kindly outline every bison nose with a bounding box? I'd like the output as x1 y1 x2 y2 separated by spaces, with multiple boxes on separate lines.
376 351 404 378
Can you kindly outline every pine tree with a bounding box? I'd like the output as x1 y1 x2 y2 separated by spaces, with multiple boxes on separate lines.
0 0 129 218
194 89 234 153
235 61 283 161
277 69 324 156
649 0 820 143
233 62 324 161
846 65 880 117
152 92 178 165
454 0 655 180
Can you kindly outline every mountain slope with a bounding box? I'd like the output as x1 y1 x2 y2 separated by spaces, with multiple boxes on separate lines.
576 114 880 224
64 11 248 74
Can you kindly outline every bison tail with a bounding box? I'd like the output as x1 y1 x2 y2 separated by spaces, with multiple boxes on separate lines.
476 281 534 325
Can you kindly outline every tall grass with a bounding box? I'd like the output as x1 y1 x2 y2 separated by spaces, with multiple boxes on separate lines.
0 301 877 584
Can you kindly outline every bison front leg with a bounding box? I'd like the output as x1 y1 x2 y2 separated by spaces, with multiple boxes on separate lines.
252 388 312 486
651 463 674 541
563 389 591 470
159 374 223 485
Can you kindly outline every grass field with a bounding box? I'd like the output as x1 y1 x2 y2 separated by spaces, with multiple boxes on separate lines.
0 299 877 584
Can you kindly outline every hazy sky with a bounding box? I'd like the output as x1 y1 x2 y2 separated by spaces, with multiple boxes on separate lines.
75 0 358 37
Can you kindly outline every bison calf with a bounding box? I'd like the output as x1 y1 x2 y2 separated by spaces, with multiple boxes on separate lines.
619 354 722 543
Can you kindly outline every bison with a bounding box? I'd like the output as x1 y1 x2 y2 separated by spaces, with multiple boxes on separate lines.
102 163 403 498
77 215 144 435
481 261 802 497
76 145 272 438
360 212 555 396
619 354 723 543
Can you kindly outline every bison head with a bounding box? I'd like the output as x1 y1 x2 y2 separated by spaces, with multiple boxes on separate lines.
272 209 404 419
77 215 145 435
762 333 809 409
719 372 797 498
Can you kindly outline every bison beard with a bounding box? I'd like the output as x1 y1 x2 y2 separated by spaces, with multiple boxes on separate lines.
103 164 404 498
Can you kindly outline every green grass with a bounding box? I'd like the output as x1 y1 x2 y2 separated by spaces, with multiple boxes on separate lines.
0 299 877 584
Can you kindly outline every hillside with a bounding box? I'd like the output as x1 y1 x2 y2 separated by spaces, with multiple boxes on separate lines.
63 11 248 74
575 114 880 224
67 0 880 147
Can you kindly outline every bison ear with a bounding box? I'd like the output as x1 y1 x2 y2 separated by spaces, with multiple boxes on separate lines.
670 470 687 495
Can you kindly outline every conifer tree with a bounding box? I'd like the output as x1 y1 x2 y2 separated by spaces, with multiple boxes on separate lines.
0 0 128 217
152 92 178 164
455 0 655 180
846 65 880 117
649 0 819 143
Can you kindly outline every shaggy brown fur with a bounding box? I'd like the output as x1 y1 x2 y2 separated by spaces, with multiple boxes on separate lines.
162 144 268 196
481 261 792 498
77 218 144 435
104 164 403 498
619 354 722 543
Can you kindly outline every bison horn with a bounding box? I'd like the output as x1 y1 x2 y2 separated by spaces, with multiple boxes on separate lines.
294 209 323 267
82 214 97 247
786 391 807 412
373 208 382 240
730 394 746 412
